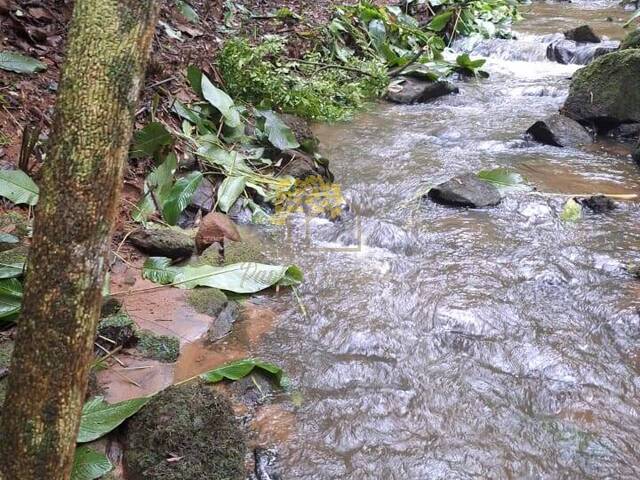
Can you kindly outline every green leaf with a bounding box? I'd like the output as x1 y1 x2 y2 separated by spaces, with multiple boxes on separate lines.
78 396 150 443
132 153 178 223
0 262 23 279
142 257 179 285
256 110 300 151
0 51 47 74
218 176 246 213
368 19 387 50
200 358 289 388
0 169 39 206
186 65 203 97
561 198 582 222
175 0 199 23
130 122 173 159
0 233 19 245
162 171 203 225
477 168 526 190
71 447 113 480
429 10 453 32
201 74 241 128
170 262 303 293
0 278 22 324
456 53 486 70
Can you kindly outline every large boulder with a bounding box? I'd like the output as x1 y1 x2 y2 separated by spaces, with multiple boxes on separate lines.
129 228 194 259
526 114 592 147
386 77 459 104
125 382 246 480
426 173 502 208
564 25 600 43
621 28 640 50
562 50 640 129
546 38 618 65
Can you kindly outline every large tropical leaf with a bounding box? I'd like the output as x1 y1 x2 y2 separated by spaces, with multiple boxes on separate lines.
257 110 300 151
201 75 241 128
0 261 24 279
71 447 112 480
162 171 203 225
0 51 46 74
166 262 303 293
132 153 178 222
218 176 246 213
0 278 22 325
0 169 39 206
77 396 150 443
142 257 179 285
200 358 289 388
130 122 173 159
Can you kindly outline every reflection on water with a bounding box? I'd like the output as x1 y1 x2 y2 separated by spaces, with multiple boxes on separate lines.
255 2 640 479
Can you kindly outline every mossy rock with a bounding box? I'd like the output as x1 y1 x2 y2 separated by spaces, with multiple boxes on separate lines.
198 238 265 267
0 245 29 265
97 312 138 348
187 288 228 317
124 382 246 480
136 330 180 363
621 29 640 50
563 49 640 128
0 339 14 404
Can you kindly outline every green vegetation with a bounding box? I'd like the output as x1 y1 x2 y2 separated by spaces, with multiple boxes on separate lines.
137 330 180 363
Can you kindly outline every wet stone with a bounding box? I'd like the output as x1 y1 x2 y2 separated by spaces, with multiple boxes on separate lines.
136 330 180 363
564 25 601 43
526 114 592 148
576 195 617 213
97 312 138 349
386 77 459 104
426 173 502 208
206 301 240 343
129 228 194 259
189 177 216 213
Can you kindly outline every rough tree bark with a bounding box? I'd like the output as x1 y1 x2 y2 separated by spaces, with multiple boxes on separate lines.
0 1 159 478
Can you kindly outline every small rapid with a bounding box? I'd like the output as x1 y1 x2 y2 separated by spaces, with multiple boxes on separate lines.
254 2 640 479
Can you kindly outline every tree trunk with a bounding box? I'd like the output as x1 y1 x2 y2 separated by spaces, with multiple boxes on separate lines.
0 1 159 478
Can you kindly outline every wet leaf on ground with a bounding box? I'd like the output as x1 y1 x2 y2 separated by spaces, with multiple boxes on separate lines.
0 170 39 206
200 358 289 388
78 396 150 443
71 446 112 480
0 51 47 74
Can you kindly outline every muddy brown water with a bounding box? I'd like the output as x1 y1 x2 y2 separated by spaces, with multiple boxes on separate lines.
100 2 640 478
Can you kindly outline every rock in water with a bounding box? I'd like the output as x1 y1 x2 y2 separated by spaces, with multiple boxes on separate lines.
386 77 459 104
634 146 640 163
562 50 640 129
565 25 601 43
125 382 246 480
546 38 618 65
576 195 616 213
129 228 194 259
526 114 592 147
195 212 241 255
427 173 502 208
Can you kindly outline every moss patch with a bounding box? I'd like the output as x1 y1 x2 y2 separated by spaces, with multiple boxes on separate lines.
124 382 246 480
137 330 180 363
97 312 138 348
187 288 228 317
0 245 29 265
198 237 265 267
0 339 14 404
621 29 640 50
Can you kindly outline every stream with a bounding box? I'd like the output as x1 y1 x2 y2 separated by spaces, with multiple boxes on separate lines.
255 2 640 478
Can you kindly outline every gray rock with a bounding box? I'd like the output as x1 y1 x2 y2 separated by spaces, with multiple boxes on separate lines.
576 195 616 213
427 173 502 208
189 177 216 213
546 38 618 65
526 114 592 147
206 301 240 342
276 149 332 181
565 25 601 43
129 228 194 259
386 77 459 104
634 146 640 163
562 50 640 129
609 123 640 139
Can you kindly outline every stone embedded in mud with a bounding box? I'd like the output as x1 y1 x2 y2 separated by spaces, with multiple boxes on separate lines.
97 312 138 349
195 212 241 255
129 228 195 259
564 25 601 43
621 28 640 50
188 287 228 317
385 77 459 105
426 173 502 208
562 50 640 129
136 330 180 363
526 114 592 148
206 301 240 343
124 382 246 480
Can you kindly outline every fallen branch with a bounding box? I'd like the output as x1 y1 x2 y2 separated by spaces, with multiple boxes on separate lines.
285 58 378 78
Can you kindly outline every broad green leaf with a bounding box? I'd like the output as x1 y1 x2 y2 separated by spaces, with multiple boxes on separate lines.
456 53 486 70
201 74 241 128
71 447 112 480
256 110 300 151
218 176 246 213
130 122 173 159
0 51 46 74
0 278 22 324
200 358 289 388
132 153 178 222
368 19 387 50
561 198 582 222
429 10 453 32
172 99 202 124
187 65 203 98
162 171 203 225
170 262 303 293
78 396 150 443
0 262 23 279
0 233 19 245
142 257 178 285
0 169 39 206
477 168 526 190
175 0 199 23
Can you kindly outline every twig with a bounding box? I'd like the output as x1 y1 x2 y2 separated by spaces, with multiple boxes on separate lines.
91 345 123 369
109 367 142 389
147 76 177 90
285 58 377 78
95 343 126 367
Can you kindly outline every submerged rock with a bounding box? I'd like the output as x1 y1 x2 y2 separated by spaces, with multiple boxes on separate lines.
129 228 194 259
427 173 502 208
125 382 246 480
526 114 592 147
562 50 640 129
621 28 640 50
576 195 617 213
564 25 601 43
385 77 459 104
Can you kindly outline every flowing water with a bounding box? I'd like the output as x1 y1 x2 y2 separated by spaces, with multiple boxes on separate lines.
254 3 640 479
